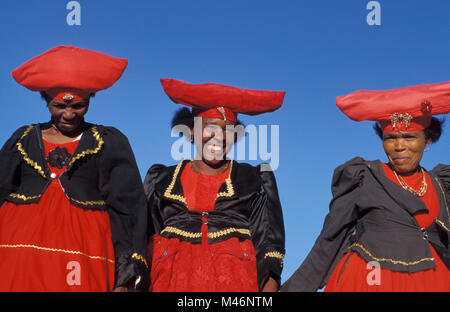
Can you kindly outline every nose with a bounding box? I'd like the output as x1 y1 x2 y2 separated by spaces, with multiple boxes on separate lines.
62 109 76 121
394 138 406 151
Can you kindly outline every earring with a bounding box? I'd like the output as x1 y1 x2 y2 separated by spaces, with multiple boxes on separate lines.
424 145 430 152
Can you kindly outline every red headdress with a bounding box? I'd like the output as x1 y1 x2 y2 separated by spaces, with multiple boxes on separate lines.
12 46 128 102
336 81 450 132
160 78 286 122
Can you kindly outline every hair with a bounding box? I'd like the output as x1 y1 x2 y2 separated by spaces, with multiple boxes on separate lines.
40 91 96 104
373 117 445 143
171 107 246 142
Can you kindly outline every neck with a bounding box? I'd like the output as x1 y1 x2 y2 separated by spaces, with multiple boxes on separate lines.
50 121 86 138
190 159 231 176
389 163 421 177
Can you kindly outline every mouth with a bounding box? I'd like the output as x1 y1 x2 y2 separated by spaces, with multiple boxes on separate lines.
203 141 226 160
391 156 412 167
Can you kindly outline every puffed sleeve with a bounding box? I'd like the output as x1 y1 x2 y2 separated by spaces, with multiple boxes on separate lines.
97 127 149 291
281 157 366 292
249 164 286 291
143 163 166 239
432 164 450 197
0 126 29 207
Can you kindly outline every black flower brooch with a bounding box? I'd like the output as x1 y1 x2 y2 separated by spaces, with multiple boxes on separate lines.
47 147 72 169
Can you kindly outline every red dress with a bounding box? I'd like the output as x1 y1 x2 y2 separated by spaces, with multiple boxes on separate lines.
0 139 115 291
325 163 450 292
150 163 258 292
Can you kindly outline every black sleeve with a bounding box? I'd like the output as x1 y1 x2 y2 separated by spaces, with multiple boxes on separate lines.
143 164 166 239
281 157 365 292
97 127 149 290
249 164 286 291
0 126 29 207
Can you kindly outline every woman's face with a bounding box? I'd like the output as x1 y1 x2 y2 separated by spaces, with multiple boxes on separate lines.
48 99 89 134
192 117 236 167
382 130 430 174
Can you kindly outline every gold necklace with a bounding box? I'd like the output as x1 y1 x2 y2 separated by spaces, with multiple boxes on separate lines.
392 167 427 197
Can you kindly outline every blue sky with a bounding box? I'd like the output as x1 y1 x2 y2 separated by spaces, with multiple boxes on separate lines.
1 0 449 286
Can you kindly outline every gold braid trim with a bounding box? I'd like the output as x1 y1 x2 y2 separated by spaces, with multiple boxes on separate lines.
0 244 114 263
163 161 187 204
8 193 41 201
132 253 148 268
264 251 285 267
68 126 104 168
16 125 46 178
217 160 235 198
350 243 434 266
208 227 251 239
69 197 106 206
160 226 202 239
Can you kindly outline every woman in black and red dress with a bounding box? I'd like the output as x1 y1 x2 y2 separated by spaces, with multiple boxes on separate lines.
0 46 148 291
144 78 286 292
281 81 450 292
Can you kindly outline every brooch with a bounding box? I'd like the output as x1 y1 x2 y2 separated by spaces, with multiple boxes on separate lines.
47 147 72 169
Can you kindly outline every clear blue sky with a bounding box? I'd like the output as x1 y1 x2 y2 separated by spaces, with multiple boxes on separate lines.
1 0 449 286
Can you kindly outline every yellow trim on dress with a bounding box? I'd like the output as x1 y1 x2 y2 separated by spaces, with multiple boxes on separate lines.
69 197 106 206
8 193 42 201
216 160 235 199
160 226 251 240
132 253 148 268
208 227 251 239
0 243 114 263
16 125 46 178
163 161 187 205
349 242 434 266
68 126 104 168
160 226 202 239
264 251 285 267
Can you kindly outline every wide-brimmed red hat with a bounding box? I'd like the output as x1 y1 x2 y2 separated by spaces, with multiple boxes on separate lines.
12 46 128 102
336 81 450 132
160 78 285 122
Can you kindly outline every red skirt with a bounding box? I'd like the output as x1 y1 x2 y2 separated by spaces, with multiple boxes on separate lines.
325 246 450 292
0 179 115 291
149 234 258 292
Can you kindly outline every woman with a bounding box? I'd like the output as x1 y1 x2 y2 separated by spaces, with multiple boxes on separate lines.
144 78 286 292
281 81 450 292
0 46 148 291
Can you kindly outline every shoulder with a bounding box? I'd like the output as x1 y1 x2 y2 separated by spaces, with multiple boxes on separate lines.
2 124 34 146
331 157 374 195
95 125 129 142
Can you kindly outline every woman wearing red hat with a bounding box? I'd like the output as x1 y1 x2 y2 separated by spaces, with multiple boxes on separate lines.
144 79 286 292
282 82 450 292
0 46 148 291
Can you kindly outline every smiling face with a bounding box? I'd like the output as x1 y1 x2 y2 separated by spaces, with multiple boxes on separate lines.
47 99 89 135
382 130 430 174
192 117 236 168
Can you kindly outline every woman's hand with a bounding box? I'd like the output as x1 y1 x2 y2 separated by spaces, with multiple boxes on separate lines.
261 277 279 292
112 286 129 292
